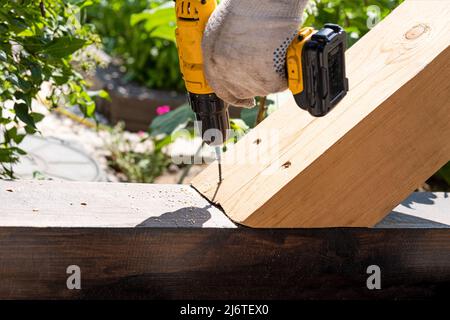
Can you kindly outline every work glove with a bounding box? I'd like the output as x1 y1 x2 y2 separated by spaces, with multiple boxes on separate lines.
202 0 308 107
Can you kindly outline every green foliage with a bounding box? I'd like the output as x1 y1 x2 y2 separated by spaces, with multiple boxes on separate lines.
149 104 194 136
0 0 101 178
105 122 170 183
130 1 176 43
87 0 184 91
240 97 276 129
437 162 450 186
304 0 404 46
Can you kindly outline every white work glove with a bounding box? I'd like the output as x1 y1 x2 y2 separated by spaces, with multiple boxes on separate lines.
202 0 308 107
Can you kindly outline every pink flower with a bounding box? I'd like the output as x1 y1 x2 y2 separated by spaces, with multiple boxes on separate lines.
137 130 146 137
156 105 171 115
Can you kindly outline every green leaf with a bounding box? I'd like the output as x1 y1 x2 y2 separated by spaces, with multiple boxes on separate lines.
437 162 450 186
67 0 95 10
5 127 25 144
24 125 37 134
7 74 19 86
10 146 26 155
13 133 26 145
88 89 111 101
30 64 43 83
240 106 259 128
154 134 173 152
150 25 176 42
21 36 48 55
15 92 32 107
0 147 19 163
14 103 36 129
18 77 32 92
230 118 249 132
130 3 176 43
0 22 8 34
30 112 45 124
41 37 87 58
149 104 194 136
0 116 11 125
131 2 175 27
0 50 6 62
85 102 96 117
9 17 28 33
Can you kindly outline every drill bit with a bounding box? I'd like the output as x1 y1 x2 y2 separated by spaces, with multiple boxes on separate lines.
215 146 222 182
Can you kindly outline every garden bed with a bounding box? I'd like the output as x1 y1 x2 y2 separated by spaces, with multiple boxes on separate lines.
93 63 187 132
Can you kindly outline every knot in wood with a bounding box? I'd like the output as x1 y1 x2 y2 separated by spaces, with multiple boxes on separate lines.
405 24 429 40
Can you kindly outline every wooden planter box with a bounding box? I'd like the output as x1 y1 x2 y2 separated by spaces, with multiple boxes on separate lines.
93 64 187 132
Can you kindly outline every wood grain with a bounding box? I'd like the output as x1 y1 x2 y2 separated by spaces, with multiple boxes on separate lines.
1 180 449 228
0 227 448 299
191 0 450 227
0 180 235 228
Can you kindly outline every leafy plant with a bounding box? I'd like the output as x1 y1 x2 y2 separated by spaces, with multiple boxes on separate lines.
304 0 404 47
436 162 450 189
0 0 101 178
240 97 276 129
130 1 176 43
87 0 184 91
105 122 171 183
149 103 194 136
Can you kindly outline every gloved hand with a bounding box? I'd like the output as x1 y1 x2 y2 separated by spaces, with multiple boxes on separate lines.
202 0 308 107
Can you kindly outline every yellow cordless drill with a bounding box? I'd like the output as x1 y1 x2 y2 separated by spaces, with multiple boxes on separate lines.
174 0 228 147
174 0 348 180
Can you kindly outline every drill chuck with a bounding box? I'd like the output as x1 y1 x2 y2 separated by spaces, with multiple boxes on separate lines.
189 93 230 146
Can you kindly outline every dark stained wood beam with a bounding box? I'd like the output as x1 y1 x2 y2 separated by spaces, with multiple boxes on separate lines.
0 227 448 299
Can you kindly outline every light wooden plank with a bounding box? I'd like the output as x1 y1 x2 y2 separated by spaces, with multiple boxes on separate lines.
191 0 450 227
0 180 449 228
0 180 236 228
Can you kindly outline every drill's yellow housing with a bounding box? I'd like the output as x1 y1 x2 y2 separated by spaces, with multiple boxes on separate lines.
287 24 349 116
174 1 348 119
287 27 315 95
175 0 216 94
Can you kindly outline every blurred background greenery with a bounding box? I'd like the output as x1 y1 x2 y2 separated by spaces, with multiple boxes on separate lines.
304 0 404 46
85 0 405 92
86 0 183 91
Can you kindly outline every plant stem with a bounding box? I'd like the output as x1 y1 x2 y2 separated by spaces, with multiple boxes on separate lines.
255 96 267 126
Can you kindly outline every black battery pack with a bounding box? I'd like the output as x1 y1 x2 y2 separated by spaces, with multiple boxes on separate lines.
294 24 349 117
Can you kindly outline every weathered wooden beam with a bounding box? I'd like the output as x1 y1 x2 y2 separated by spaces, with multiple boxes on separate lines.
191 0 450 227
0 227 448 299
0 181 449 299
